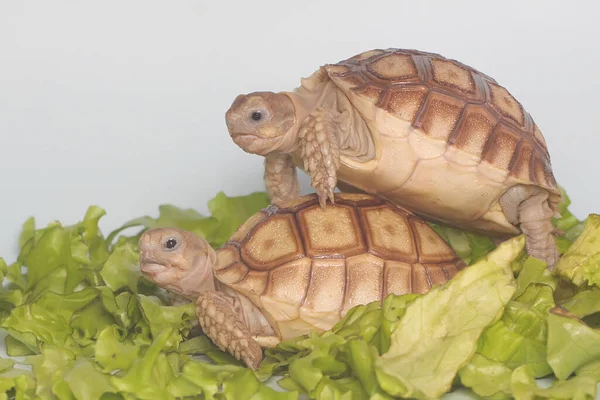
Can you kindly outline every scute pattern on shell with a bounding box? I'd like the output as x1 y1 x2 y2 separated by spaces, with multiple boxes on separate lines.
324 48 558 192
213 193 466 336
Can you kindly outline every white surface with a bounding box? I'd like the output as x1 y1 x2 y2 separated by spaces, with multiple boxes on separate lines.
0 0 599 263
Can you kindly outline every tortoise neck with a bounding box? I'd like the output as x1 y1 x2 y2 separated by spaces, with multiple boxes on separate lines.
285 79 376 162
174 251 217 300
279 79 339 154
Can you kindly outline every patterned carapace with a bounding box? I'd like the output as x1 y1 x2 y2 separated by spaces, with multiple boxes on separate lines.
326 49 557 190
211 193 465 337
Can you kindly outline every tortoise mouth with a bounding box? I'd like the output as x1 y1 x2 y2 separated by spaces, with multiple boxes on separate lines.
230 133 261 143
140 263 164 278
230 133 279 155
139 255 167 279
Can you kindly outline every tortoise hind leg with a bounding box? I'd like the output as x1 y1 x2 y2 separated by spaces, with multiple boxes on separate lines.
518 192 560 268
196 291 263 369
500 185 560 269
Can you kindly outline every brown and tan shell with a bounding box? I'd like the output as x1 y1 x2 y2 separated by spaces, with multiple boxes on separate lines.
213 192 465 340
314 48 561 235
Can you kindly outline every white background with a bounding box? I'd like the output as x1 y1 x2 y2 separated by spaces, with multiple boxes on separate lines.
1 0 599 263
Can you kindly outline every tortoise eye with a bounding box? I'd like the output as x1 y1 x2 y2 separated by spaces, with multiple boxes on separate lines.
250 111 263 121
164 238 178 250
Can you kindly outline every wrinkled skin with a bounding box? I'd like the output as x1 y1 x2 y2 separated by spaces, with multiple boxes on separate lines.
139 228 217 298
138 227 266 369
225 72 346 208
223 53 561 268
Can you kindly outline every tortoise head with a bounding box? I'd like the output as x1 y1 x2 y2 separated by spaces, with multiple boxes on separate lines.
225 91 297 155
138 227 217 298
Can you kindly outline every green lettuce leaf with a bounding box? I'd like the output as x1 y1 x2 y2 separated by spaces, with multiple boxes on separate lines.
552 186 587 247
554 213 600 287
105 191 270 249
96 287 142 331
99 241 141 293
178 359 242 398
94 325 140 372
5 334 35 357
136 295 196 350
576 359 600 381
62 358 117 400
17 205 111 297
0 370 36 400
219 369 299 400
0 288 100 356
373 235 524 399
546 307 600 380
1 186 600 400
511 364 597 400
21 225 71 293
110 327 177 399
558 288 600 318
458 353 514 398
26 346 77 399
105 205 215 247
203 191 270 247
429 222 496 265
0 191 279 399
177 334 217 355
458 256 559 398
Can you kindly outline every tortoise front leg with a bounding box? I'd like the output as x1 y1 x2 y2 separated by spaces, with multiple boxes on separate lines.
196 291 263 369
264 153 300 206
299 108 342 207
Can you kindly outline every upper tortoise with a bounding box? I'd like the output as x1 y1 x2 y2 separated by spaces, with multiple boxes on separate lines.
138 193 465 369
225 48 562 267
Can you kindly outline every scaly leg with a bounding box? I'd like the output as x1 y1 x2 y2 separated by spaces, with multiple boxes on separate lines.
196 291 263 369
299 108 342 207
264 153 300 206
518 192 560 269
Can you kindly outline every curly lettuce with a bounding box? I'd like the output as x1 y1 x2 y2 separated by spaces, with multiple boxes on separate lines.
554 214 600 288
0 186 599 400
0 191 274 399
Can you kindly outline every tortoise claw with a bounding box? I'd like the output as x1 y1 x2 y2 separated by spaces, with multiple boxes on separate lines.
318 193 327 208
317 186 336 208
328 188 336 205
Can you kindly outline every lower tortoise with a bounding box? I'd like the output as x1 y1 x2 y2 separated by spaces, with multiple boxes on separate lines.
138 193 466 369
225 48 562 267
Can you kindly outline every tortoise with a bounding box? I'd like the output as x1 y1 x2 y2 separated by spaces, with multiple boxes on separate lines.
138 192 466 369
224 48 562 267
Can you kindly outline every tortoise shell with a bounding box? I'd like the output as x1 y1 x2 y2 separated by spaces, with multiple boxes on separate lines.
213 192 465 339
308 48 561 234
326 48 555 184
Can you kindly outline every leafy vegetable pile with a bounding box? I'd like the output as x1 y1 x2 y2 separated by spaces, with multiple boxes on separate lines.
1 188 599 399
